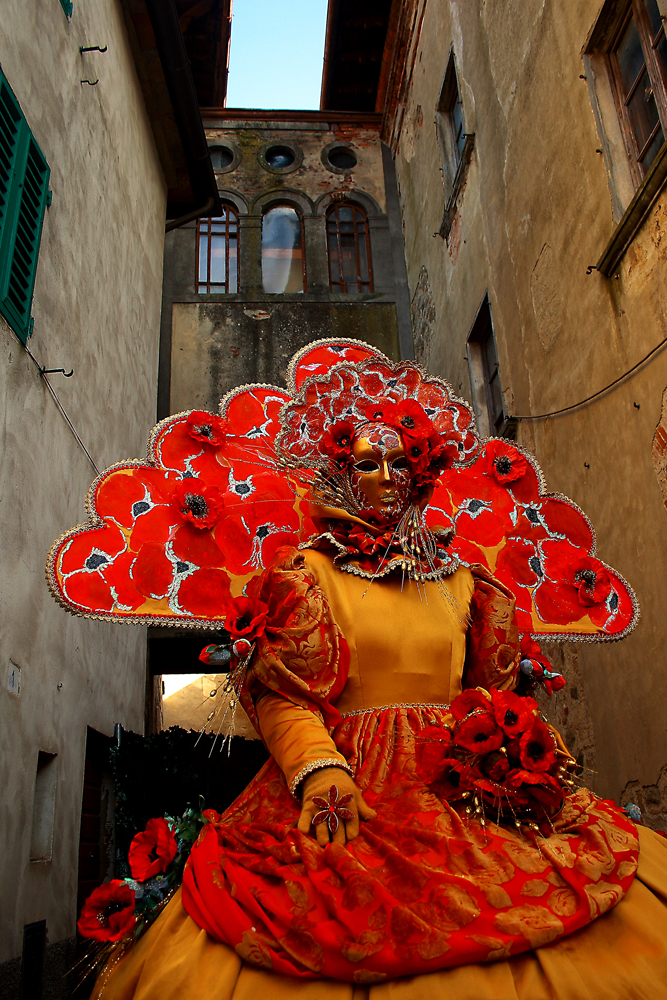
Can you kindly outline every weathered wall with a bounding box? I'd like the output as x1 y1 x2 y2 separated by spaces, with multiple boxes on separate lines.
391 0 667 814
0 0 165 968
159 118 412 419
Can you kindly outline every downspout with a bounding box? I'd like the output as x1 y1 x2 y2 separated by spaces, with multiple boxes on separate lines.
143 0 221 230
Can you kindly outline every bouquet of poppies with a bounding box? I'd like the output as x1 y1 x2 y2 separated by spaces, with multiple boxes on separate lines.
415 688 575 832
77 803 206 947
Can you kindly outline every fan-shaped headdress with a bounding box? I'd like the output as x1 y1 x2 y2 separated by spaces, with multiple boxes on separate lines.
47 339 638 643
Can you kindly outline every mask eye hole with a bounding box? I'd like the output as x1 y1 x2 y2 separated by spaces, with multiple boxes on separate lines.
392 457 409 472
353 460 380 474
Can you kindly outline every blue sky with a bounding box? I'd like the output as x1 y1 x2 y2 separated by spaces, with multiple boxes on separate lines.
226 0 329 110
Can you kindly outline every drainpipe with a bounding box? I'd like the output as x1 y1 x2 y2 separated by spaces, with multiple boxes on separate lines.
143 0 221 230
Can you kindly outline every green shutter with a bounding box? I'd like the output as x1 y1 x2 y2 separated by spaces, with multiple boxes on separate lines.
0 71 50 344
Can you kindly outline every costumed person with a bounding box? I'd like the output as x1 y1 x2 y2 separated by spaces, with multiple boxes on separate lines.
48 340 667 999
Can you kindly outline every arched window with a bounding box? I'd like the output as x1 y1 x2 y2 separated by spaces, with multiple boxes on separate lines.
196 204 238 293
261 204 306 293
326 202 373 293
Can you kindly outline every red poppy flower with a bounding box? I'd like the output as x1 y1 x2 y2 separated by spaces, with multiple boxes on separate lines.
320 420 356 465
185 411 227 447
519 717 557 772
483 440 529 484
572 557 612 607
450 688 492 721
128 817 178 882
224 595 269 640
77 880 136 942
434 759 473 799
454 710 504 753
415 725 454 784
481 751 510 784
173 479 223 530
491 689 537 737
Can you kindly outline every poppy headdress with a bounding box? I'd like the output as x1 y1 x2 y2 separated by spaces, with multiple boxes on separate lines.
46 338 639 643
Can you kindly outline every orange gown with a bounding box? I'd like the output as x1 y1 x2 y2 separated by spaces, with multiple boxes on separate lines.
95 547 667 999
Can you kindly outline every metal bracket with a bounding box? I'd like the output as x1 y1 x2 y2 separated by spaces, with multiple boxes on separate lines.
40 366 74 378
80 45 108 53
80 79 99 87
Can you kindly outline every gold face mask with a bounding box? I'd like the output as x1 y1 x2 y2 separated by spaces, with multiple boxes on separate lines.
348 424 412 523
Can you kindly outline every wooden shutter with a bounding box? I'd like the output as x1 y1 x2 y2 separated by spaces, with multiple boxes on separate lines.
0 71 50 344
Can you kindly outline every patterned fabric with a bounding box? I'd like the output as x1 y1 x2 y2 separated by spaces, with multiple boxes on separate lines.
182 705 638 983
180 549 638 982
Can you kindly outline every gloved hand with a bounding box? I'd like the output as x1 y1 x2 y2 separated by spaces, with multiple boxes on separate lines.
297 766 377 846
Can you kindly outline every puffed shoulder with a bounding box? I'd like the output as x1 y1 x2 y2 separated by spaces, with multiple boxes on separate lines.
464 563 521 692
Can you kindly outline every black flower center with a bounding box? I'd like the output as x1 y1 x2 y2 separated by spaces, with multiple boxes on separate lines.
526 507 540 524
474 729 491 743
235 616 251 631
235 483 251 495
468 499 484 513
104 900 128 918
256 525 270 539
578 569 597 586
401 415 416 429
494 455 513 475
525 740 545 761
132 501 150 517
529 556 543 577
337 434 351 447
410 445 422 458
185 493 208 518
85 553 108 570
195 423 213 438
504 709 518 727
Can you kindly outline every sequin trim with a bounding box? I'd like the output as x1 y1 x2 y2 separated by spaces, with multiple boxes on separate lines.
289 757 354 799
339 702 451 719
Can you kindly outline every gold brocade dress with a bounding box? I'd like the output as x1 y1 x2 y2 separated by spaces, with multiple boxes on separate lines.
96 549 667 1000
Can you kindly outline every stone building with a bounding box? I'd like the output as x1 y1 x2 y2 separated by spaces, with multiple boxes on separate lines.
364 0 667 821
158 108 412 421
0 0 219 992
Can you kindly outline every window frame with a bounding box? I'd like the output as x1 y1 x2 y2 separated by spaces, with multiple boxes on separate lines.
466 296 515 439
261 202 307 294
195 203 239 295
0 69 51 344
607 0 667 186
325 201 374 294
435 51 475 240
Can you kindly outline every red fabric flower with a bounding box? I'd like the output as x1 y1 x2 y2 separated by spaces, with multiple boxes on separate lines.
173 478 223 529
77 880 136 942
481 751 510 783
128 817 178 881
320 420 356 466
519 717 557 772
450 688 491 721
491 689 538 737
454 710 504 753
364 399 432 440
224 595 269 640
415 725 454 784
572 557 612 606
484 440 529 484
186 411 227 447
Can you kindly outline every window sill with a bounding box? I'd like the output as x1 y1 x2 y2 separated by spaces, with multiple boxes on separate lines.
596 140 667 277
439 134 475 240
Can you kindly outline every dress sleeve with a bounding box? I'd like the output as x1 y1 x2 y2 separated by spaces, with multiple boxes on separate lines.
239 546 352 794
463 564 521 692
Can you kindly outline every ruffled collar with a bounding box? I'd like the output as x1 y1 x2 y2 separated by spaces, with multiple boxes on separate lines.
299 503 459 581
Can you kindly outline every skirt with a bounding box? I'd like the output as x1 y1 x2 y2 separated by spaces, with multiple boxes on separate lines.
95 705 667 998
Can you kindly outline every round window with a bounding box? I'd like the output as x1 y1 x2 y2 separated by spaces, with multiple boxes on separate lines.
264 145 296 169
209 146 234 170
327 146 357 170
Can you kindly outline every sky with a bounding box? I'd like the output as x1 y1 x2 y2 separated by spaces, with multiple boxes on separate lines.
226 0 329 110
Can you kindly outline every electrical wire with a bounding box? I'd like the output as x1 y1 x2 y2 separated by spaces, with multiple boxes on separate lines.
511 336 667 421
24 344 100 475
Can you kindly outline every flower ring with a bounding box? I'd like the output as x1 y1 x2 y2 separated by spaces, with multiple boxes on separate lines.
311 784 355 835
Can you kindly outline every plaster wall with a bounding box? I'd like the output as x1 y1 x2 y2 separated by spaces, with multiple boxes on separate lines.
0 0 166 964
392 0 667 811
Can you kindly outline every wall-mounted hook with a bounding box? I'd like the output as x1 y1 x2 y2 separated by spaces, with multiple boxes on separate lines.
80 45 108 53
634 402 641 409
40 366 74 377
586 264 598 275
80 79 99 87
584 462 590 469
579 74 587 80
